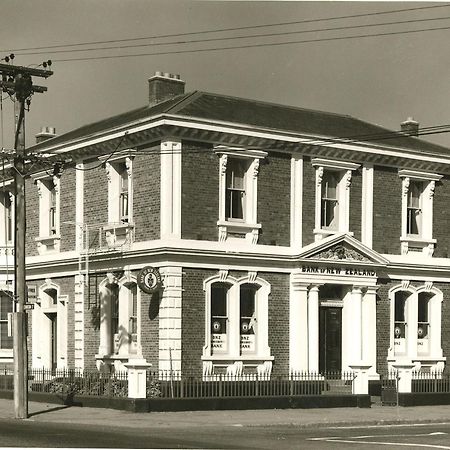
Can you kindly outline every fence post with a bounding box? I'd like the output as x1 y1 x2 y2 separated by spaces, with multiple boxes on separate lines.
124 359 152 399
392 362 415 394
349 364 371 395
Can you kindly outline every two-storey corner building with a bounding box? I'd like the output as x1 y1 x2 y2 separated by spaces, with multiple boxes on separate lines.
2 72 450 381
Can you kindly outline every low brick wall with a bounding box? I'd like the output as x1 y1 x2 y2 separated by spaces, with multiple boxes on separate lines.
0 390 370 412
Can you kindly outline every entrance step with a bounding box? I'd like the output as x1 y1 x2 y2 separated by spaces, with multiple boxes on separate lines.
321 379 352 395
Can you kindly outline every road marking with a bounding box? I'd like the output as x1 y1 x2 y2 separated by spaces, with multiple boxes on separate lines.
307 431 450 449
313 438 450 448
328 423 450 430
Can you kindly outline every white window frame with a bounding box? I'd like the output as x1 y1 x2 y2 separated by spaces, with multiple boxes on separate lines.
202 272 273 376
312 158 360 241
101 151 135 248
399 169 442 256
388 283 444 372
215 146 266 244
33 173 61 254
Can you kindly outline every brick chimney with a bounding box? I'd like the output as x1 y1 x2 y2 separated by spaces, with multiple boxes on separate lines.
35 126 57 144
400 117 419 137
148 71 185 106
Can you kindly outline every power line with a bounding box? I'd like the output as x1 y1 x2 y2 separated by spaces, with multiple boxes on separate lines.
53 24 450 63
13 15 450 56
2 3 449 53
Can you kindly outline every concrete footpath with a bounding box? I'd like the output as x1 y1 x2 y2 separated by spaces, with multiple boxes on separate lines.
0 399 450 429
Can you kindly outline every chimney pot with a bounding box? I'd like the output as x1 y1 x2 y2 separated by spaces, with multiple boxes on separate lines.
35 126 57 144
401 117 419 137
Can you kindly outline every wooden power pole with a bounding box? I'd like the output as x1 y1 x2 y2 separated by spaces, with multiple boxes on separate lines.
0 58 52 419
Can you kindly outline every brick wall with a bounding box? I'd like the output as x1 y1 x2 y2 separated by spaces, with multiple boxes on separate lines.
373 166 401 254
181 142 218 241
302 156 315 246
349 169 362 241
258 152 291 246
433 176 450 258
60 170 76 252
84 162 108 231
134 148 161 242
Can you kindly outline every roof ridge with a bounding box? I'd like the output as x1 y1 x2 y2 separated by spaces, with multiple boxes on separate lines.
165 90 201 114
192 90 355 120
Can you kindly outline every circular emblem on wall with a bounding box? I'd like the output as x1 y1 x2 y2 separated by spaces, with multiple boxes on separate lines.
394 326 402 338
212 321 221 332
417 327 424 338
137 266 162 294
241 321 249 333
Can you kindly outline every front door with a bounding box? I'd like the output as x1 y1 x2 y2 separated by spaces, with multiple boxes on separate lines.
319 307 342 373
49 313 57 373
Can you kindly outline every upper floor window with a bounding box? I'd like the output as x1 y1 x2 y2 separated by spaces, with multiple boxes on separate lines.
406 180 422 236
102 153 135 248
312 159 360 241
225 159 247 221
34 175 61 254
399 170 442 256
321 171 339 230
215 146 266 244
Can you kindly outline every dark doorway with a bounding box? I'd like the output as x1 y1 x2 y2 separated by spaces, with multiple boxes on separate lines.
48 313 57 373
319 307 342 373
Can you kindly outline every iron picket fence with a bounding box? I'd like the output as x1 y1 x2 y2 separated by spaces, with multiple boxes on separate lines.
412 370 450 393
147 370 355 399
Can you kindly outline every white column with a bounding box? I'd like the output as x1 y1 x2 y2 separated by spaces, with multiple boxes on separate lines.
159 267 183 372
363 286 378 378
289 281 309 373
308 285 320 372
97 286 111 357
57 295 68 369
290 156 303 249
349 287 363 364
160 139 182 239
228 284 240 357
361 164 373 248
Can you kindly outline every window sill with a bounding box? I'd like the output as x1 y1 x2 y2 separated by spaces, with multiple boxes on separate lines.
400 236 436 256
201 355 274 362
217 220 261 244
35 235 61 254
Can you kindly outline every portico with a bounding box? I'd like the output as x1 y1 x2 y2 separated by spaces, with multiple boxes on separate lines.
289 234 388 379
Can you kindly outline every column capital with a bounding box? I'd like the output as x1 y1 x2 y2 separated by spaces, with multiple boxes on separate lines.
309 284 322 293
291 281 310 292
351 286 364 294
365 285 380 295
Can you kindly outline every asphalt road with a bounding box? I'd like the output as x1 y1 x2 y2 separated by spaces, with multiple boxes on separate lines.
1 418 450 448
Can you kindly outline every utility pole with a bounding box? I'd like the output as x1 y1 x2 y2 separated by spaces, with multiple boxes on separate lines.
0 57 53 419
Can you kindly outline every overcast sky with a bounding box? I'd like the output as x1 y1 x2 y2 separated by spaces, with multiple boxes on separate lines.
1 1 449 149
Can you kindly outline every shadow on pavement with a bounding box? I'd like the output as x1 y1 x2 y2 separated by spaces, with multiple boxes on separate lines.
28 405 72 418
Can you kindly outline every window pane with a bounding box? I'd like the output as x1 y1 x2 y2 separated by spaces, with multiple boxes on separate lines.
0 293 12 320
395 294 406 322
408 182 421 208
321 199 338 228
240 284 256 335
0 323 12 349
211 284 228 334
322 172 338 199
418 296 429 323
407 208 420 235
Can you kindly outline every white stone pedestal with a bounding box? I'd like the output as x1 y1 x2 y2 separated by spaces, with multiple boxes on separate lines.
124 359 152 399
392 361 415 393
349 364 372 395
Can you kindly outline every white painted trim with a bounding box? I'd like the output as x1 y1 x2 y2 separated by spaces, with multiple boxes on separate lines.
311 158 360 171
361 164 373 248
290 156 303 249
75 163 84 252
398 169 443 181
160 139 182 239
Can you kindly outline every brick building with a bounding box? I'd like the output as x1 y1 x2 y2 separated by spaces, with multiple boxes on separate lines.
0 72 449 380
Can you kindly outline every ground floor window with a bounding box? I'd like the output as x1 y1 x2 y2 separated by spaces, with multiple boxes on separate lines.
0 291 12 349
